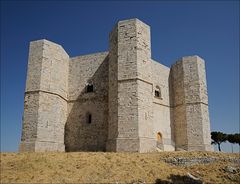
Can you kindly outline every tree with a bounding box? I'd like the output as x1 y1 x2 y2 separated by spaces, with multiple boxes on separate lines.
227 133 240 152
233 133 240 145
211 131 227 152
228 134 236 153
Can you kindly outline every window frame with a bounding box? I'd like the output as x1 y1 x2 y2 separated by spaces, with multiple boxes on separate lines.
86 84 94 93
154 85 162 99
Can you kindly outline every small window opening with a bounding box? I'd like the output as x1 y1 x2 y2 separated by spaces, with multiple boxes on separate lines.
86 84 93 93
155 90 160 97
154 85 161 98
86 113 92 124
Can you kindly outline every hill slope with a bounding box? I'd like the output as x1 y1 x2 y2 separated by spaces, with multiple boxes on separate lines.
1 151 239 183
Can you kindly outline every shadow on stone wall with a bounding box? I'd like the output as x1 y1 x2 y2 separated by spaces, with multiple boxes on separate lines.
168 68 176 148
64 55 109 152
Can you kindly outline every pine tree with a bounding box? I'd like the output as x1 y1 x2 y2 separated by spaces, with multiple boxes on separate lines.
211 131 227 152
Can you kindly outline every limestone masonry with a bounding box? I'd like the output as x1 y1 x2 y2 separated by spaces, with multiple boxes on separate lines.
19 18 213 152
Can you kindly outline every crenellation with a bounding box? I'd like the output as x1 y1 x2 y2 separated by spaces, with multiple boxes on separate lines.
20 18 213 152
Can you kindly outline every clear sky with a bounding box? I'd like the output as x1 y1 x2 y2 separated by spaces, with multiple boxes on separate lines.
1 1 239 152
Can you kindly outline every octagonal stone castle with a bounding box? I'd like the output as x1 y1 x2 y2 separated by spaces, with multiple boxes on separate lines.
19 18 213 152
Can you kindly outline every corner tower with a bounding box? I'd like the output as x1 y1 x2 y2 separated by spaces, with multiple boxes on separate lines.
107 19 155 152
19 40 69 152
170 56 212 151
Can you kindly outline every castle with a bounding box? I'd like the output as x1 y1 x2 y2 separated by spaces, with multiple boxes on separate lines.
19 18 213 152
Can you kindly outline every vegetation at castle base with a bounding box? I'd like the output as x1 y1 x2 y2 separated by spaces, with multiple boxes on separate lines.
211 131 240 152
1 151 239 184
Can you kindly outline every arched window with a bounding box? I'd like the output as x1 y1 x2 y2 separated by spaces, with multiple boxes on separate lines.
86 112 92 124
157 132 162 143
154 85 161 98
86 84 93 93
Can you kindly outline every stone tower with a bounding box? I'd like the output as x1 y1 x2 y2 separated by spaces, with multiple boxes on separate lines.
19 40 69 151
170 56 212 151
107 19 155 152
19 18 213 152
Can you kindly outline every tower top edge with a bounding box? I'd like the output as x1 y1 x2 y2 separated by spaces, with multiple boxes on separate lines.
171 55 205 67
116 18 150 28
29 39 69 57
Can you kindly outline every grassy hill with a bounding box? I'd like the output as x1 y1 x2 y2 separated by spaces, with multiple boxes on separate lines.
1 151 239 183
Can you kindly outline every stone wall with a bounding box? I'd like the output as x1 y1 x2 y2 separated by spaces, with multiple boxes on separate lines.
108 19 140 152
107 19 156 152
136 20 155 152
20 18 212 153
170 56 212 151
65 52 109 151
107 24 119 151
19 93 39 151
20 39 69 152
151 60 175 151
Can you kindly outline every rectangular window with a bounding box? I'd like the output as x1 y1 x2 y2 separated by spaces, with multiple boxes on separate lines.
88 114 92 124
155 90 160 97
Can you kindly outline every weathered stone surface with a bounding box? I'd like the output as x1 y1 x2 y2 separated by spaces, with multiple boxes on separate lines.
65 52 109 151
107 19 155 152
163 157 240 166
20 40 69 152
20 18 213 152
224 166 238 174
170 56 213 151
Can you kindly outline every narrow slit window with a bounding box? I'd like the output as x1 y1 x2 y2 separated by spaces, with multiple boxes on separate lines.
88 114 92 124
86 113 92 124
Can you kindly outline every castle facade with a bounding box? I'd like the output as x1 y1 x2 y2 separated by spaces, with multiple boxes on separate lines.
19 18 213 152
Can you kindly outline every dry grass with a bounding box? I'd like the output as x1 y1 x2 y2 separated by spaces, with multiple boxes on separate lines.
0 151 239 183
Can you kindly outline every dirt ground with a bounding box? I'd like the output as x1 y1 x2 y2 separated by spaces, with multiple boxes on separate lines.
1 151 239 183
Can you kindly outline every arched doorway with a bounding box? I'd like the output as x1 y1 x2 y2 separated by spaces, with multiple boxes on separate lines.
157 132 163 143
156 132 163 150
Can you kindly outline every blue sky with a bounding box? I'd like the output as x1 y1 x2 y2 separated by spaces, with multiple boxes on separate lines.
1 1 239 152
